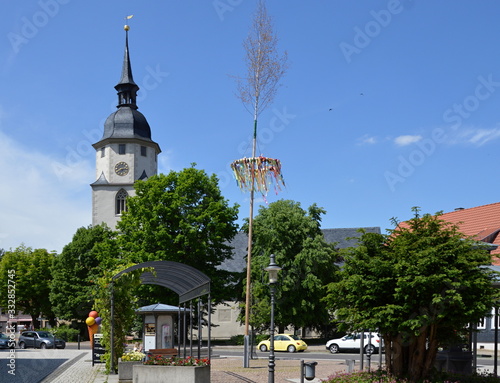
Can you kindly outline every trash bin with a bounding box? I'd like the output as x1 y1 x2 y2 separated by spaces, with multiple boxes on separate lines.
304 361 317 381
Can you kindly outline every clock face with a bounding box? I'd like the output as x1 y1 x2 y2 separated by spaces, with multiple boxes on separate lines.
114 161 129 176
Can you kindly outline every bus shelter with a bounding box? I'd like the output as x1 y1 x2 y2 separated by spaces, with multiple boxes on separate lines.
109 260 211 372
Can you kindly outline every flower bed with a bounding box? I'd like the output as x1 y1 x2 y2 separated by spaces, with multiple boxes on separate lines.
121 351 146 362
322 370 500 383
144 355 210 366
134 357 210 383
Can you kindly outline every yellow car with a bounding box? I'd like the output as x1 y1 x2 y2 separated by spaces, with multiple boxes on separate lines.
258 334 308 353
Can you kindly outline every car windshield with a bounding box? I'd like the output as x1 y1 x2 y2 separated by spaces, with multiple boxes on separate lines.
37 331 53 338
0 333 8 340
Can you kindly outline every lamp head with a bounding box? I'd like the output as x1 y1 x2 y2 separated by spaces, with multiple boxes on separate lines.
265 254 282 284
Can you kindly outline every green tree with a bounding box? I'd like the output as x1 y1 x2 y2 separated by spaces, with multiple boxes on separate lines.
243 200 339 334
93 263 142 373
324 207 499 382
117 166 240 305
50 224 117 321
0 245 57 327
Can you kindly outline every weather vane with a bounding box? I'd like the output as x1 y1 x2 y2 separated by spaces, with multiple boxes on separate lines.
124 14 134 31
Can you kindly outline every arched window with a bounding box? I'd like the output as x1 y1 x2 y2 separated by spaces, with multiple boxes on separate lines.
115 189 128 215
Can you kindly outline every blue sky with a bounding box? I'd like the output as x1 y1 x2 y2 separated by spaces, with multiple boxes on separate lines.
2 0 500 253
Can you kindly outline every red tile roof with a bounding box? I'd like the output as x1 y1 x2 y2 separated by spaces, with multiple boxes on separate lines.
440 202 500 264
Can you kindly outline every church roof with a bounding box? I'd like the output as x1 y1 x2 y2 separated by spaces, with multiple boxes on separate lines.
138 170 148 180
219 227 381 273
90 172 108 186
102 107 152 141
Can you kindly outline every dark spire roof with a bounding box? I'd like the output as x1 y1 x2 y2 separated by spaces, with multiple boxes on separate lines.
115 28 139 109
119 30 136 85
94 25 160 150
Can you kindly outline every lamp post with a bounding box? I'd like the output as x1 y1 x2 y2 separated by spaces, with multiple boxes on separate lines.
265 254 281 383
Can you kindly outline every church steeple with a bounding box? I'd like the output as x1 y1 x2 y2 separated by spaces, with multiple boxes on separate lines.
115 26 139 109
96 23 159 143
91 19 161 229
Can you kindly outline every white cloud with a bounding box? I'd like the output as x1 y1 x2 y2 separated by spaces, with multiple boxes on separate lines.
441 126 500 147
462 128 500 146
357 135 377 145
394 135 422 146
0 131 93 253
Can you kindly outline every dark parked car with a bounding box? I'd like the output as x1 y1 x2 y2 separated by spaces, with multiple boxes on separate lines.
0 332 16 349
18 331 65 349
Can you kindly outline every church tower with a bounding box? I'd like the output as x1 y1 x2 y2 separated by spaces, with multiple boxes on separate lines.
91 25 161 228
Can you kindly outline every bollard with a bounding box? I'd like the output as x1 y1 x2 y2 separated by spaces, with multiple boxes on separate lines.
346 359 355 373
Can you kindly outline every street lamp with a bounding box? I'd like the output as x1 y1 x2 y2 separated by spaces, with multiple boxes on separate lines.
265 254 281 383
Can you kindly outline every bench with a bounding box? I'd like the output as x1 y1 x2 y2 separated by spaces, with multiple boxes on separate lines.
147 348 178 359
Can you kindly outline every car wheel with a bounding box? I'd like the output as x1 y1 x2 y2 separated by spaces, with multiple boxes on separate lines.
329 344 339 354
364 344 375 354
287 345 296 353
259 344 268 352
40 343 47 349
19 342 26 349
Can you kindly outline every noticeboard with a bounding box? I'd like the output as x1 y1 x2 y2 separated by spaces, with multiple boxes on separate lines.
92 334 106 366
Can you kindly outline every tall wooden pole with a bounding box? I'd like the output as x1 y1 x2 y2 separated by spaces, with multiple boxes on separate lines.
244 115 258 367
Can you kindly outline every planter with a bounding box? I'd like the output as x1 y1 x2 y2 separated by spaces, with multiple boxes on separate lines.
118 360 143 382
133 364 210 383
435 350 473 375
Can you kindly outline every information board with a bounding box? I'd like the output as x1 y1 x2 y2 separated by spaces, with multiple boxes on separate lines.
92 334 106 366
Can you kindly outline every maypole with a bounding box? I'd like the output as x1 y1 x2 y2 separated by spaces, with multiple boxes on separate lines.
232 0 287 368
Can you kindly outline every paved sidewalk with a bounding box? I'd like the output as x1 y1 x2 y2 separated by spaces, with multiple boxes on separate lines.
210 356 345 383
86 355 347 383
40 350 103 383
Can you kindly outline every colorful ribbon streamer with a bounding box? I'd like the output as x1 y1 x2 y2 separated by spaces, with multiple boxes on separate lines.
231 156 285 195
